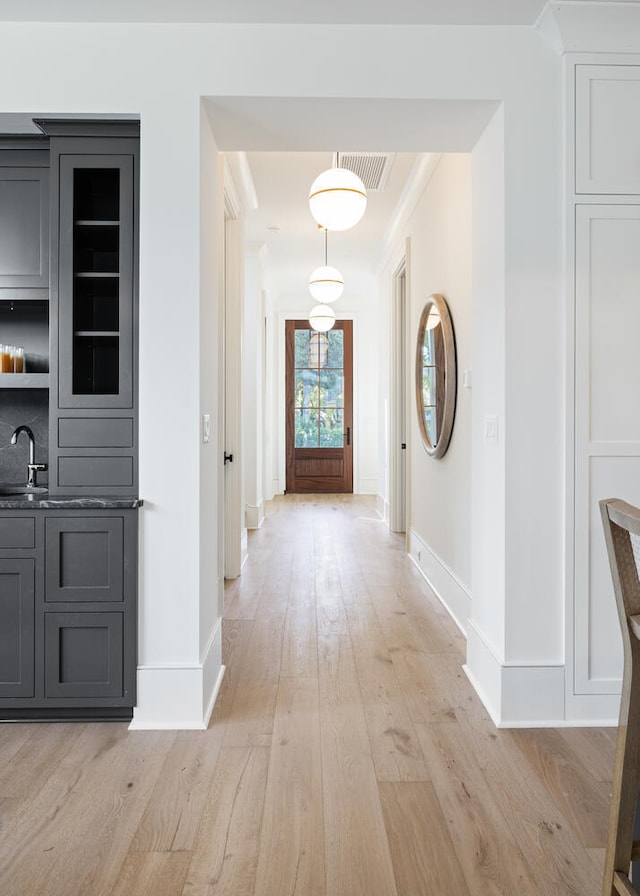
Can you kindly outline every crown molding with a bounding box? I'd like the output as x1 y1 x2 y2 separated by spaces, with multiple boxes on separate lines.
540 1 640 54
377 152 442 277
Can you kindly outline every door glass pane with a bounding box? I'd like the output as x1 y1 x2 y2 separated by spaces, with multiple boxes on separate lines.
295 408 319 447
295 368 318 408
320 408 343 447
319 370 343 407
295 329 311 367
326 329 344 368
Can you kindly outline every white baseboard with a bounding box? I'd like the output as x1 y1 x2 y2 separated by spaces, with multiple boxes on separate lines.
408 528 471 636
465 621 567 727
241 527 248 569
130 619 224 730
357 477 378 495
245 501 264 530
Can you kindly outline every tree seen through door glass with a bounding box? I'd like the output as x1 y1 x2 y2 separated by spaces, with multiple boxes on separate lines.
295 329 345 447
421 329 438 445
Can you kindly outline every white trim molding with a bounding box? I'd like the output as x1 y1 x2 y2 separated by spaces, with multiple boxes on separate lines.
466 617 619 727
466 620 573 728
130 620 224 730
408 527 471 637
245 501 264 529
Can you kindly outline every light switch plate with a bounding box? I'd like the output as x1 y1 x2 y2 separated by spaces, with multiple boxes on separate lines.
202 414 211 443
484 415 498 441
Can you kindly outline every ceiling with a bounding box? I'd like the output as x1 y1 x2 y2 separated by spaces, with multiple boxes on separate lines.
208 96 498 299
0 0 550 25
243 151 420 301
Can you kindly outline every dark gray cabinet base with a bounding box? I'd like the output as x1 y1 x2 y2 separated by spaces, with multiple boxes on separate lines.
0 508 137 721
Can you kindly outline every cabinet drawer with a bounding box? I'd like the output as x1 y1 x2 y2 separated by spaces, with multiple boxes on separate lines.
58 417 134 448
0 517 35 549
57 456 133 488
45 517 124 602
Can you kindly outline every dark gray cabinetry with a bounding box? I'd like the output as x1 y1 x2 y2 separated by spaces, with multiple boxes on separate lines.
0 557 35 698
0 508 137 719
45 125 139 495
0 141 49 298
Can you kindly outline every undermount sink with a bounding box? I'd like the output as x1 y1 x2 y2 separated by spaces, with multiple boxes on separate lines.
0 485 48 496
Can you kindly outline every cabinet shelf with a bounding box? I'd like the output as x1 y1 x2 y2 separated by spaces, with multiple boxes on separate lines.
0 372 49 389
74 330 120 337
75 220 120 227
75 272 120 279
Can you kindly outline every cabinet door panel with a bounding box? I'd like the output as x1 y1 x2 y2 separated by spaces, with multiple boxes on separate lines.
44 612 123 698
574 205 640 694
45 517 124 602
57 154 134 409
576 65 640 194
0 559 35 697
0 168 49 291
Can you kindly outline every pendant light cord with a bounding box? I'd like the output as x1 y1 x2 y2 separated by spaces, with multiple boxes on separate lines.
324 228 328 266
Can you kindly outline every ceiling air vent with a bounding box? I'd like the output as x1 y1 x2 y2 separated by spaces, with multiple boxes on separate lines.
338 152 396 192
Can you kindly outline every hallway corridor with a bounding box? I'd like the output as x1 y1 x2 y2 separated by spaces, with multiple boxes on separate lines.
0 496 616 895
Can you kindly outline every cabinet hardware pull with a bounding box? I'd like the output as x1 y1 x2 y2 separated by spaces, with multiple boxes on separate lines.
224 452 234 464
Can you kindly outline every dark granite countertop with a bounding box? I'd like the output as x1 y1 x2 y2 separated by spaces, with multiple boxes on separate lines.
0 493 143 510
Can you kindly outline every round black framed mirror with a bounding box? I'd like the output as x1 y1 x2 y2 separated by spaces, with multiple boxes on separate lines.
415 293 457 458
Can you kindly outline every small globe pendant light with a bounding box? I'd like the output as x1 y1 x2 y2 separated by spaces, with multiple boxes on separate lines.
309 303 336 332
309 228 344 303
309 153 367 232
309 332 329 368
426 304 441 330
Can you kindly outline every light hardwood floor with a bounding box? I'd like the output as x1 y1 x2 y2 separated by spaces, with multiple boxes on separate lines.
0 495 616 895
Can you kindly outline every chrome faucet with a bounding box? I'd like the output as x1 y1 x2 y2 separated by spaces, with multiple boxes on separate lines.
10 425 47 488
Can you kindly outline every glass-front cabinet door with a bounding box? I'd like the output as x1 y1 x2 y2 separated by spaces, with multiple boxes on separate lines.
57 154 134 409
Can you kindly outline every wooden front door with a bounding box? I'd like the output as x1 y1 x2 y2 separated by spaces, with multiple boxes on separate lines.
285 320 353 493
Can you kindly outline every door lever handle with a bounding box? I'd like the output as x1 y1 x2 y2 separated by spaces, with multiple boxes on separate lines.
224 452 234 464
346 427 351 446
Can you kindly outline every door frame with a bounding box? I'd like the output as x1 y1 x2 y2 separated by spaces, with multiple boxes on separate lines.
277 311 357 495
222 171 247 579
390 252 409 534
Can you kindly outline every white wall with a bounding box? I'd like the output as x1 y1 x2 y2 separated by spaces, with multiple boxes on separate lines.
0 17 566 726
379 154 472 631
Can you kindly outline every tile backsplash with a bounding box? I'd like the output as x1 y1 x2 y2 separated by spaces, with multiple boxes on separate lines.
0 390 48 485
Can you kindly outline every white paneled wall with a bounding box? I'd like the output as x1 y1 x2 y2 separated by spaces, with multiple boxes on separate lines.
568 62 640 722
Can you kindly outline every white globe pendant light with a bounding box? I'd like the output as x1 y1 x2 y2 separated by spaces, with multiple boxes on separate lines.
308 229 343 303
309 156 367 231
309 303 336 332
309 265 344 303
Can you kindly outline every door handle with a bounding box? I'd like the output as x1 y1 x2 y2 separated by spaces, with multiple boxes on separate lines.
224 452 234 464
346 427 351 446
